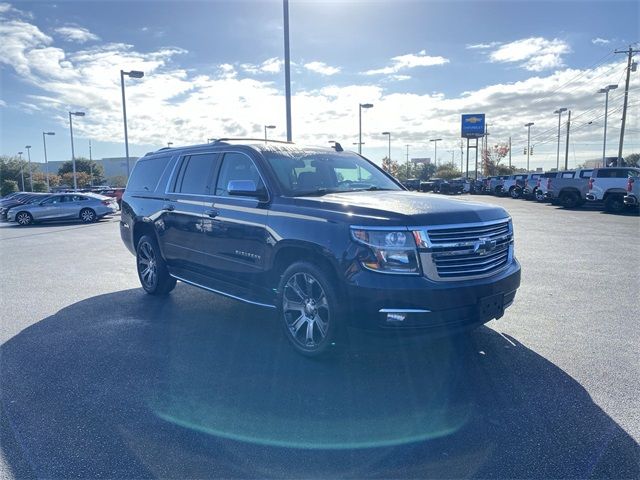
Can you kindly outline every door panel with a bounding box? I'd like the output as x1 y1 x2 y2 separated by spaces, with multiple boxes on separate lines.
157 153 219 271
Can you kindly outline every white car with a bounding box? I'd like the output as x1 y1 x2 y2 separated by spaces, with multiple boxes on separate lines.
586 167 640 213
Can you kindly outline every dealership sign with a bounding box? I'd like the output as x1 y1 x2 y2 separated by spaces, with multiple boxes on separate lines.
461 114 485 138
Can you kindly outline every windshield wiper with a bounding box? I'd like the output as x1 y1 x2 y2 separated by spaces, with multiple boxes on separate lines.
346 186 395 192
291 188 341 197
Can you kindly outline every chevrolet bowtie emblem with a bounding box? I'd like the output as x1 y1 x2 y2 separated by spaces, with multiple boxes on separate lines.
474 237 497 255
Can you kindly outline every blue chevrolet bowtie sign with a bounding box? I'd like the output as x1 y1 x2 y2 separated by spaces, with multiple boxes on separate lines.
461 114 486 138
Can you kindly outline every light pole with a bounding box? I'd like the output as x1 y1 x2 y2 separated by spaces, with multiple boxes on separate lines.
42 132 55 192
25 145 32 191
120 70 144 179
553 108 567 171
405 144 411 179
381 132 391 171
358 103 374 154
524 122 534 171
167 142 173 148
68 111 85 190
429 138 442 167
264 124 276 143
89 140 93 186
17 152 24 191
598 84 618 167
283 0 292 142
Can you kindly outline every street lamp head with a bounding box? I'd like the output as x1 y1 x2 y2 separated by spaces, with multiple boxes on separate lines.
18 151 23 155
554 108 567 114
71 111 85 116
265 125 276 129
44 131 55 135
381 131 390 135
126 70 145 79
598 88 607 94
607 84 618 91
25 145 31 149
525 122 534 127
429 138 442 142
360 103 374 109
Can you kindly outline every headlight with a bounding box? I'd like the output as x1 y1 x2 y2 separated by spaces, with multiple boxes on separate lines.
351 228 421 274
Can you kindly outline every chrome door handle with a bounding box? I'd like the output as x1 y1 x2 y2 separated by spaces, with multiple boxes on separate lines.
205 209 219 218
162 204 175 211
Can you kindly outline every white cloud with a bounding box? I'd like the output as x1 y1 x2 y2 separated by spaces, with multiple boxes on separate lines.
390 75 411 81
591 37 611 45
0 99 7 107
489 37 571 71
54 26 100 43
363 49 449 75
304 61 340 76
241 57 283 75
466 42 501 50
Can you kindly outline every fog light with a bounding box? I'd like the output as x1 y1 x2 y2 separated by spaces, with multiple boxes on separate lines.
386 313 406 322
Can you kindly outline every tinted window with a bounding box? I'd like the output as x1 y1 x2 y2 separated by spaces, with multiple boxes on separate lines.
579 170 593 178
215 153 264 196
561 172 575 178
71 195 88 201
127 156 172 192
42 196 64 205
174 153 218 195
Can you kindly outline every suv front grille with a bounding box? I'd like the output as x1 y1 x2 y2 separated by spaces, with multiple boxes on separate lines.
415 219 513 281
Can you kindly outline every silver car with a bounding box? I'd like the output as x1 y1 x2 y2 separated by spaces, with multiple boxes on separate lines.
7 193 119 226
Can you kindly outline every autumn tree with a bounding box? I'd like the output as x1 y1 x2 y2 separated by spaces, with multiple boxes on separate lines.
481 142 511 176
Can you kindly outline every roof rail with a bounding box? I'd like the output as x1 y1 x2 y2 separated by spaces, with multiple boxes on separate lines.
212 138 294 145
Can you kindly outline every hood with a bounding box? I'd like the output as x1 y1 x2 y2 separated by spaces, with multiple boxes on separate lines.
288 190 509 226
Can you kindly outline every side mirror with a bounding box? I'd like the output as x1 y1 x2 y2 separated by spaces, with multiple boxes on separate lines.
227 180 266 199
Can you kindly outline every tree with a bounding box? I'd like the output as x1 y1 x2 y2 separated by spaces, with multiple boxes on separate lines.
625 153 639 167
381 156 400 178
0 155 29 189
61 172 92 188
33 181 48 192
481 142 511 176
435 162 462 180
108 176 128 188
58 157 104 185
32 172 61 188
1 180 18 197
416 162 436 180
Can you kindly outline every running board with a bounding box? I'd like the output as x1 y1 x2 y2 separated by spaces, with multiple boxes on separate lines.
170 273 276 309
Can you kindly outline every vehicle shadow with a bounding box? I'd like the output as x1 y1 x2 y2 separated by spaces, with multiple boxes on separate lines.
1 286 638 478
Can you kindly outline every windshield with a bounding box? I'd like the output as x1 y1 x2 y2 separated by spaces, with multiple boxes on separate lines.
262 150 401 196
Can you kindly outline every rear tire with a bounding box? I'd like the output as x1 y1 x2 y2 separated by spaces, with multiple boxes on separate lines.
509 187 521 199
277 261 345 357
559 191 580 209
80 208 97 223
136 234 176 295
15 211 33 226
604 194 625 213
535 189 545 202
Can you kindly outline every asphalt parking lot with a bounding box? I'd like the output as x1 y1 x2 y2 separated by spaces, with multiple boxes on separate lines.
1 196 638 478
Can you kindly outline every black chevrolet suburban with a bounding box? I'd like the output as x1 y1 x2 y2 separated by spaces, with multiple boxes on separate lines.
120 139 521 356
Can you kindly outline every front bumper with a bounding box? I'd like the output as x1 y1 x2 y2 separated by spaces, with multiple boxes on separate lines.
343 259 521 332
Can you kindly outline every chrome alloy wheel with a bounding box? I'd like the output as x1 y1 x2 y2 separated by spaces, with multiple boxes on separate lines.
283 272 330 350
137 240 157 288
81 209 95 222
16 212 32 225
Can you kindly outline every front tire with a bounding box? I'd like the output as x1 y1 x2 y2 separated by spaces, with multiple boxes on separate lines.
509 187 521 199
80 208 97 223
559 191 580 209
136 235 176 295
277 262 343 357
15 211 33 226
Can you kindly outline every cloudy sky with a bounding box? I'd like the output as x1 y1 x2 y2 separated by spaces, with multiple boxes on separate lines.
0 0 638 171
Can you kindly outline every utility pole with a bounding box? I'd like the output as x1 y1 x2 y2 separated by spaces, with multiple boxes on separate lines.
405 144 411 179
564 110 571 170
614 46 638 164
89 140 93 186
508 136 512 169
524 122 534 172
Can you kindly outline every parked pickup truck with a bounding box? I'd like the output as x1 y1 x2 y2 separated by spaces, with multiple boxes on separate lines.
500 174 529 198
586 167 640 213
484 176 510 195
623 175 639 209
533 172 560 202
120 139 521 357
544 168 594 208
519 173 543 200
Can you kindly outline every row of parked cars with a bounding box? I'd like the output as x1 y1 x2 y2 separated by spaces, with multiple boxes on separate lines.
479 167 639 213
0 191 119 226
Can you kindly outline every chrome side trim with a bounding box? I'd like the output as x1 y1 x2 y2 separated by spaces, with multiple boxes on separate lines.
379 308 431 313
170 274 276 309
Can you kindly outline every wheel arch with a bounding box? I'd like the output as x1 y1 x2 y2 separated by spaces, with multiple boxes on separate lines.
270 242 341 288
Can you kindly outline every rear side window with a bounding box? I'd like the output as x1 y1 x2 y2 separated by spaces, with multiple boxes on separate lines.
579 170 593 178
561 172 575 179
173 153 218 195
127 156 172 192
